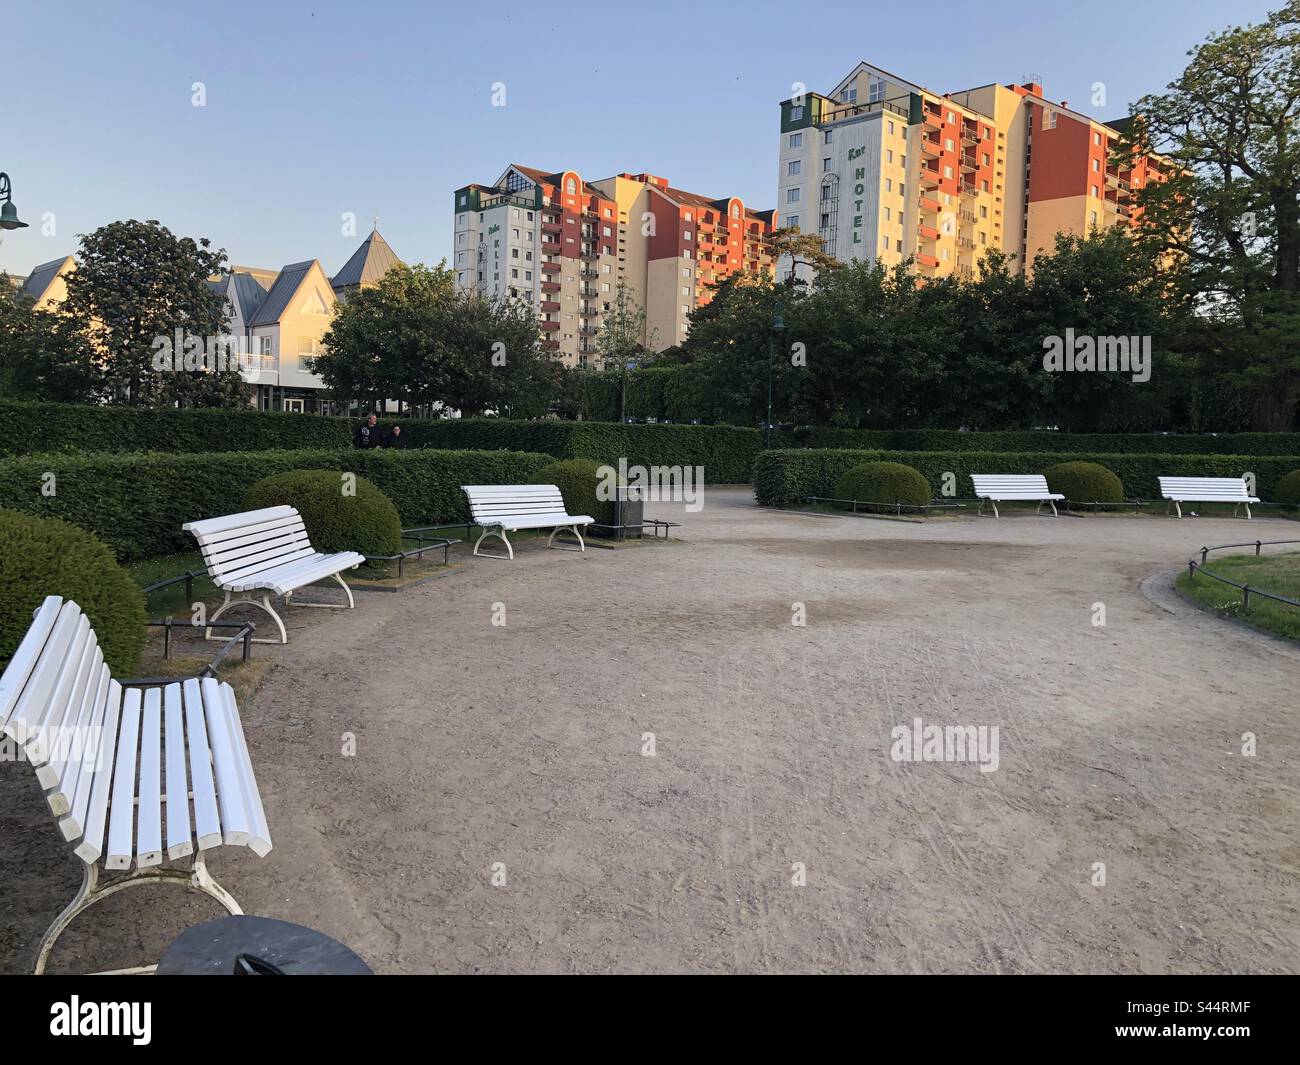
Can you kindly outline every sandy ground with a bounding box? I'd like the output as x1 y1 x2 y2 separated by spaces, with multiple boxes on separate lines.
3 489 1299 974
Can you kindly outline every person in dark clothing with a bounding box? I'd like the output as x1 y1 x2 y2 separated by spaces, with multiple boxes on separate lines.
353 413 381 449
384 424 407 449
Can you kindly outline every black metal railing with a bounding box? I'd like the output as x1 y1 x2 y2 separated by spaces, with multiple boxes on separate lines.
1185 538 1300 613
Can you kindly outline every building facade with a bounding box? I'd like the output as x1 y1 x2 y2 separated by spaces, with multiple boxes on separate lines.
776 63 1173 283
453 166 777 367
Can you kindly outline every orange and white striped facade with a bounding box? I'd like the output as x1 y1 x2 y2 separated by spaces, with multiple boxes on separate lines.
776 63 1175 283
454 166 777 366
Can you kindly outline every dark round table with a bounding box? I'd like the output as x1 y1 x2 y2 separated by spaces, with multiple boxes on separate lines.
156 915 373 975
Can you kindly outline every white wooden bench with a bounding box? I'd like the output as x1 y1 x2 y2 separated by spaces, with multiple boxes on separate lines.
970 474 1064 518
0 596 271 974
1158 476 1259 519
183 505 365 643
461 484 593 560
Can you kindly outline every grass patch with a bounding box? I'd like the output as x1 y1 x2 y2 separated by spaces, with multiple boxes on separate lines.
1176 550 1300 640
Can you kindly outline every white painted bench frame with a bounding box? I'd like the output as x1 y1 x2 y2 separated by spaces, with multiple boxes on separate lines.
0 596 271 974
461 484 594 560
1158 476 1259 519
183 505 365 643
970 474 1064 518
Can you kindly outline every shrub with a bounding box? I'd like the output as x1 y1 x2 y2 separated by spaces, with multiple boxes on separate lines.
834 462 931 508
531 459 615 527
0 448 556 559
1274 469 1300 507
396 419 761 484
242 470 402 556
0 509 146 674
1044 461 1125 503
753 448 1300 509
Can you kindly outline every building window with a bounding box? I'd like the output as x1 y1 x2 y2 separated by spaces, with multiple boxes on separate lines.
945 138 954 151
885 178 892 192
1092 158 1101 172
786 188 801 203
786 215 799 230
868 77 885 103
1090 184 1099 197
1044 110 1057 130
1089 210 1098 225
882 235 889 250
259 336 271 355
823 157 832 172
824 129 833 143
790 105 804 121
788 160 801 175
884 207 891 221
1094 131 1102 146
789 132 803 147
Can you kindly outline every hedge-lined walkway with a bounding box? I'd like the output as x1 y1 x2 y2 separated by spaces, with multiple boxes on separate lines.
3 491 1298 973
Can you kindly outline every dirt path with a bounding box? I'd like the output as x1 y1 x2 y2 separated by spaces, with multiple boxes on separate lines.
4 489 1298 973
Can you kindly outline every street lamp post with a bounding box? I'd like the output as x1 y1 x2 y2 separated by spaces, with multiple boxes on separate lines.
0 173 29 231
766 303 784 448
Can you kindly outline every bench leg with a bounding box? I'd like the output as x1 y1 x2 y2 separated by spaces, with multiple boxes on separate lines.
547 525 586 552
208 590 288 644
34 854 243 975
1174 500 1183 518
1245 502 1252 520
473 525 514 560
285 574 355 610
989 500 999 519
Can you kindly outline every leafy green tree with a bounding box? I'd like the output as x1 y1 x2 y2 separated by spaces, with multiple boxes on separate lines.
0 280 101 403
316 263 550 417
1123 0 1300 428
61 219 246 407
594 280 654 421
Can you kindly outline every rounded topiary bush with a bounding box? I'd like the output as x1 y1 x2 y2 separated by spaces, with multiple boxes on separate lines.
531 459 616 527
834 462 931 508
0 509 147 675
1274 469 1300 507
242 470 402 556
1044 461 1124 504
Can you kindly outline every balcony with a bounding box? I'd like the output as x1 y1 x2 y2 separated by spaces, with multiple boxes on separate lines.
580 305 599 317
579 324 599 336
919 195 941 213
917 224 940 242
921 136 941 157
923 109 942 129
541 240 561 253
961 127 978 147
540 320 560 331
959 209 978 224
540 300 561 312
541 339 560 351
580 247 598 260
541 280 561 293
916 253 940 269
921 168 941 189
541 218 562 233
959 183 979 197
960 154 978 172
540 260 561 273
580 268 598 279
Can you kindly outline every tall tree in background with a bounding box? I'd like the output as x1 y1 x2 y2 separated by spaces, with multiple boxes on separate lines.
61 219 245 407
317 263 549 417
1122 0 1300 428
0 280 101 403
594 280 653 421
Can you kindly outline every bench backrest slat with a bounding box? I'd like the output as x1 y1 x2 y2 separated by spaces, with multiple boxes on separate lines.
71 678 121 863
0 596 62 736
6 602 85 749
184 506 318 585
1158 476 1253 500
462 484 569 524
59 662 112 845
49 648 105 818
970 474 1053 495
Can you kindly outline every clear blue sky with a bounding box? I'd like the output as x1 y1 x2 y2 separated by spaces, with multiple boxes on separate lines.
0 0 1275 279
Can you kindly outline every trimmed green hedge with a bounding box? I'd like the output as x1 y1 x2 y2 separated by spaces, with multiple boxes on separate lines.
396 419 760 484
0 398 352 456
243 470 402 556
1274 470 1300 507
578 366 708 423
0 448 555 559
0 509 147 674
754 449 1300 509
798 426 1300 457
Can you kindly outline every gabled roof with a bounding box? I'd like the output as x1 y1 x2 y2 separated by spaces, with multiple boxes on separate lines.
332 229 403 290
22 256 74 301
508 164 560 185
248 261 321 326
232 271 272 321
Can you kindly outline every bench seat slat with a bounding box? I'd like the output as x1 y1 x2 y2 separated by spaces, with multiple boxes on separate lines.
105 688 142 871
183 678 223 850
202 678 253 849
136 689 163 868
164 683 193 861
222 551 365 594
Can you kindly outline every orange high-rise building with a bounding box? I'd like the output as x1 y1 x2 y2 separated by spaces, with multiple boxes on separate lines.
776 63 1175 282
